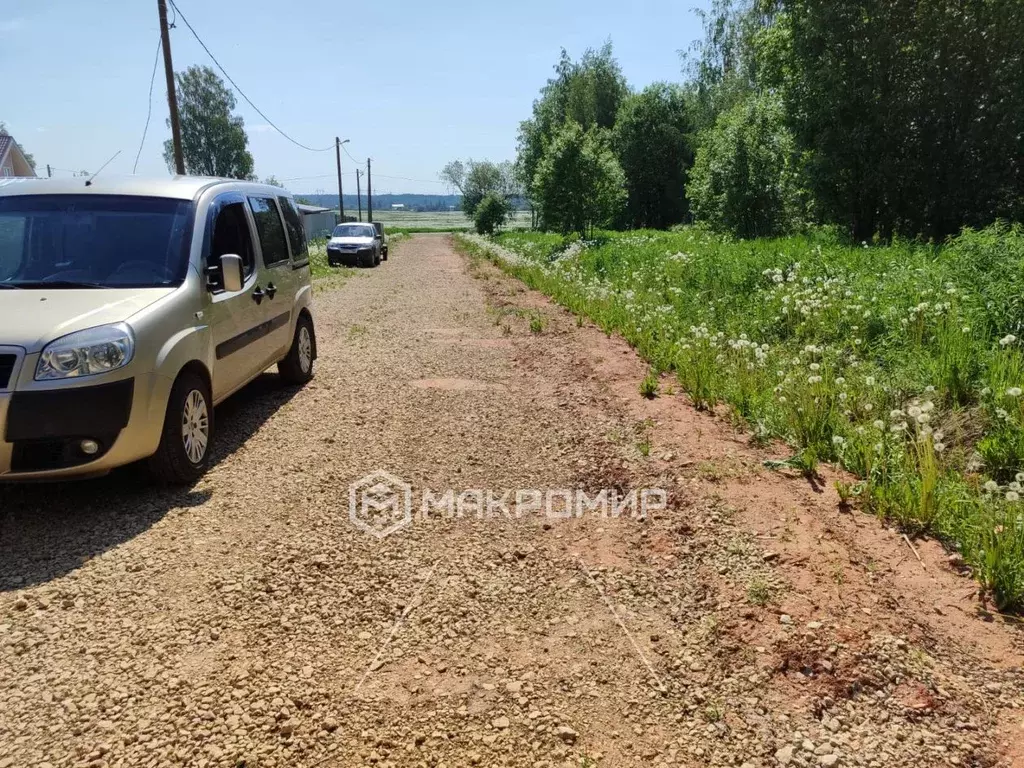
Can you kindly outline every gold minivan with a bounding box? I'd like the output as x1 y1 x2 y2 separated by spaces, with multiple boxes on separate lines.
0 176 317 483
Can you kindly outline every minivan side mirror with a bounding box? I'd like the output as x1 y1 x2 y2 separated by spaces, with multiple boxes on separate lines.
220 254 244 292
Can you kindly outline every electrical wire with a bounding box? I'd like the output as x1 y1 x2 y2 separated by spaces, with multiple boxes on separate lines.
341 143 360 165
279 171 447 185
167 0 334 153
134 36 163 174
374 173 446 184
279 172 355 182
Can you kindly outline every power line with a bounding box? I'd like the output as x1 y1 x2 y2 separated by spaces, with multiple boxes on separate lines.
168 0 334 153
279 171 447 185
374 173 446 184
280 172 355 182
341 143 360 165
134 35 163 174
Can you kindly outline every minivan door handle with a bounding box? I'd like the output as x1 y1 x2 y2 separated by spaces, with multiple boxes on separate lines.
264 282 277 299
252 286 265 305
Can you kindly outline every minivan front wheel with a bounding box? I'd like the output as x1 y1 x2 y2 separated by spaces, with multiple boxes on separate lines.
278 315 315 384
149 370 213 484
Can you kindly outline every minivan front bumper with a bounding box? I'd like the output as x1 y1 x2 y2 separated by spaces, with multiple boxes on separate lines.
0 372 173 479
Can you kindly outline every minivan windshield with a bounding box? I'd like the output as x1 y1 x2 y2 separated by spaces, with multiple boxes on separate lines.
331 224 376 239
0 195 194 289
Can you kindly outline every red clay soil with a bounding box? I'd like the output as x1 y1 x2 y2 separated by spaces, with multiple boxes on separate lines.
468 243 1024 767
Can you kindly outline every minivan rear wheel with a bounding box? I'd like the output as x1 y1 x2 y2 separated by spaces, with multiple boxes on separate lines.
149 370 213 485
278 314 315 385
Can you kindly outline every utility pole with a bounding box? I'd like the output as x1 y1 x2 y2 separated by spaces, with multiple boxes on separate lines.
158 0 185 175
355 169 362 222
46 164 52 178
335 137 345 223
366 158 373 222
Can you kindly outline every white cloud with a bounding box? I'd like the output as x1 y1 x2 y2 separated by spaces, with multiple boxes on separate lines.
249 124 276 134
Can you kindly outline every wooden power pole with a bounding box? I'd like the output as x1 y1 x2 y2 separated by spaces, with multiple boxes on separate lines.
366 158 373 222
158 0 185 175
356 169 362 222
335 137 345 222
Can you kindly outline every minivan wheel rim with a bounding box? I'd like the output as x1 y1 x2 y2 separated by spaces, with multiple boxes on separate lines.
298 326 312 372
181 389 209 464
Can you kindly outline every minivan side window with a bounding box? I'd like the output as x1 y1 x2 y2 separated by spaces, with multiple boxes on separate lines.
247 196 289 266
278 197 309 266
209 201 256 291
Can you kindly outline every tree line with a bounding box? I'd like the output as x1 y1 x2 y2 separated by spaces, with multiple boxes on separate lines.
448 0 1024 241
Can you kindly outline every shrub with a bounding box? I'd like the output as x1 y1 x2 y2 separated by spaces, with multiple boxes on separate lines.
687 92 802 238
474 192 512 235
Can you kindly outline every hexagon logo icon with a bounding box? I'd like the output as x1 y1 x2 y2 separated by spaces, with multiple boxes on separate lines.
348 470 413 539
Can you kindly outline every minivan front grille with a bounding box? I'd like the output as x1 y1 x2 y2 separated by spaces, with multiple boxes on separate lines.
0 354 15 389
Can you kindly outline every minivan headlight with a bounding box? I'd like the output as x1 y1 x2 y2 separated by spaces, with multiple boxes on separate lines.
35 323 135 380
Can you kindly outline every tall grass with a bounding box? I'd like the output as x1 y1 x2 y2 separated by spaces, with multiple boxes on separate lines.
457 224 1024 611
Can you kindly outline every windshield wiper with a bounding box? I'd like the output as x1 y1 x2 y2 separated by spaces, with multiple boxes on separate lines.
0 283 23 290
13 280 107 289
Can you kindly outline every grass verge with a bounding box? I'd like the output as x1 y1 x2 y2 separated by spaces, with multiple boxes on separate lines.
455 226 1024 612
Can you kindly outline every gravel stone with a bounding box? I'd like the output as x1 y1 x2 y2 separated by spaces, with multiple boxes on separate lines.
0 235 1021 768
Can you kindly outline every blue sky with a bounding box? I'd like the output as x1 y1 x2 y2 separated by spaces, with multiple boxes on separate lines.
1 0 708 194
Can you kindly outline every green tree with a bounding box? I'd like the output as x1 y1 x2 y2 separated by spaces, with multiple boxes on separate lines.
163 66 254 180
474 191 512 235
784 0 1024 240
686 92 801 238
614 84 693 229
439 159 516 219
0 122 36 171
532 122 625 236
516 43 629 217
263 175 283 188
681 1 782 136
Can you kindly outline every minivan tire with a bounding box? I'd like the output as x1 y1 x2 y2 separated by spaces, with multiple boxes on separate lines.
278 314 315 384
148 370 213 485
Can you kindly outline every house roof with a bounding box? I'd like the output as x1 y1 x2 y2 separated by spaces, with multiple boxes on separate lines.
296 203 331 214
0 134 37 178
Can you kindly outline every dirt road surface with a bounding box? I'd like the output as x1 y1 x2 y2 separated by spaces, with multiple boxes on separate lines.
2 234 1023 768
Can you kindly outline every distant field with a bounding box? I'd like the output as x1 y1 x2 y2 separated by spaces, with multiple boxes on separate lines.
345 210 532 231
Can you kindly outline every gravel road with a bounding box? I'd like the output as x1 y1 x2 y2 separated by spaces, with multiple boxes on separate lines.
1 234 1021 768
